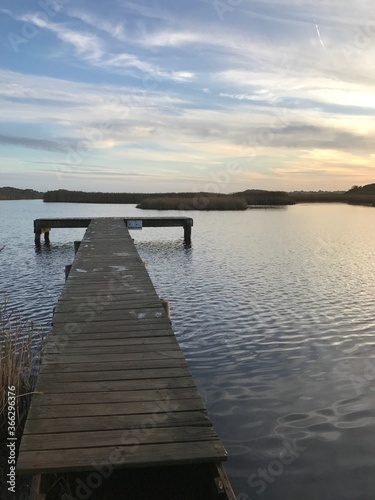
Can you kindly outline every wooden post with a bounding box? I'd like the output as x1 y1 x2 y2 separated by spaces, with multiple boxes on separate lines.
34 229 41 245
183 221 192 245
161 300 170 320
65 265 72 280
44 231 50 244
30 474 45 499
74 241 81 254
208 464 237 500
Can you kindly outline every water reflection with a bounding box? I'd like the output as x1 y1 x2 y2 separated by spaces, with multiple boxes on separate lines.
1 201 375 499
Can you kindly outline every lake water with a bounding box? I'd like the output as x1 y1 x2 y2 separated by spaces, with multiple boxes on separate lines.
1 200 375 499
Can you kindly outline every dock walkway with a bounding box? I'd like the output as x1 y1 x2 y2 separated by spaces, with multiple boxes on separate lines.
18 218 233 498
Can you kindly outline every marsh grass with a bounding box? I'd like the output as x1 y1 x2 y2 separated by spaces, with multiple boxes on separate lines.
0 297 46 495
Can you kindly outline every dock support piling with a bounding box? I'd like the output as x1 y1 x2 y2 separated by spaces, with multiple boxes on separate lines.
35 226 50 245
183 221 192 245
161 300 170 320
34 229 41 246
64 265 72 280
30 474 45 500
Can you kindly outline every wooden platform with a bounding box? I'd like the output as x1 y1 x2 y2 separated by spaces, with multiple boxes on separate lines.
34 216 193 245
18 218 234 498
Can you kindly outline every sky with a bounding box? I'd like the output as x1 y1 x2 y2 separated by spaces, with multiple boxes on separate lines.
0 0 374 193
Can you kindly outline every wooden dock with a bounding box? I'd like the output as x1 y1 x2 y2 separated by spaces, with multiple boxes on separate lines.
34 216 193 245
18 218 235 499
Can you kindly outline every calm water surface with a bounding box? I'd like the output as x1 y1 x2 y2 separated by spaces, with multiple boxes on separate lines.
1 201 375 499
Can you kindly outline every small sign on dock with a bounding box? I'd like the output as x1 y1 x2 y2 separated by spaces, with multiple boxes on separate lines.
127 219 143 230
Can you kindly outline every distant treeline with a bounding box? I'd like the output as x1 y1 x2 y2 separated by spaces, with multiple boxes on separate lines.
44 189 146 203
42 184 375 209
43 189 296 207
43 190 235 204
0 187 43 200
289 185 375 206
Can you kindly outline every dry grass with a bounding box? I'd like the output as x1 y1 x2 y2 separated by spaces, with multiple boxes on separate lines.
0 297 46 496
0 299 46 427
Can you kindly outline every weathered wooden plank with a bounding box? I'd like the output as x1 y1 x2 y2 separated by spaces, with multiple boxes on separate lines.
17 441 224 474
52 307 167 324
44 341 181 354
44 336 176 349
54 298 162 314
21 427 221 452
28 398 206 419
22 411 211 435
44 341 180 355
63 277 155 287
36 367 192 384
70 260 147 267
57 292 159 303
67 266 152 275
59 284 158 295
31 388 202 406
44 346 181 357
34 377 196 394
50 323 173 335
42 349 184 364
40 358 187 374
59 287 158 299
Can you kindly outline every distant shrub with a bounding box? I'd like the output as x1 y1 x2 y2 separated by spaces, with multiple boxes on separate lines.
235 189 295 205
346 183 375 195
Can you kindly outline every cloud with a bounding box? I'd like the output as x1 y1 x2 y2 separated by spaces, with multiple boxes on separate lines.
0 134 69 153
141 31 205 47
14 13 195 82
266 124 373 152
98 51 196 82
218 69 375 112
0 69 188 111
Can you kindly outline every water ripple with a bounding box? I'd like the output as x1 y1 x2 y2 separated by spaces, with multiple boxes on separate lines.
1 202 375 499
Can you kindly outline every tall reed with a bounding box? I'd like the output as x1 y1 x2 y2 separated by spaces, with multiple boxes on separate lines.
0 299 46 427
137 195 248 210
0 297 46 494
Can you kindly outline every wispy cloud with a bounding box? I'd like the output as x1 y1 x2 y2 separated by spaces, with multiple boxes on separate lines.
117 1 172 22
67 9 127 41
20 13 104 60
